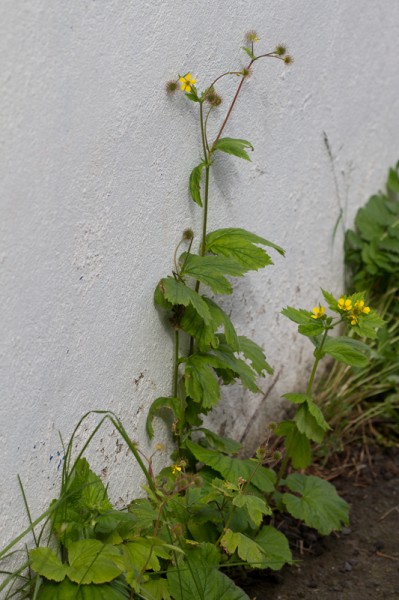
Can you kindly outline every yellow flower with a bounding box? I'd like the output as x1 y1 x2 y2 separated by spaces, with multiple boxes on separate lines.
338 297 352 311
354 300 371 314
179 73 197 92
171 464 182 475
311 306 325 319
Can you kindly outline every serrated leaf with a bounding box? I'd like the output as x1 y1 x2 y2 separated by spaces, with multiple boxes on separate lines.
232 494 272 528
197 427 242 454
255 526 293 571
184 354 220 408
298 322 325 336
211 339 259 392
180 253 244 295
36 579 130 600
167 543 250 600
323 336 369 367
141 577 172 600
281 306 313 326
189 162 206 207
205 297 239 350
213 137 254 161
30 547 68 582
67 540 123 584
306 400 330 432
161 277 211 323
186 441 276 493
282 393 309 404
282 474 349 535
276 421 312 469
238 335 273 375
294 404 326 443
221 530 265 567
128 498 158 530
146 396 181 438
205 228 284 272
180 304 219 351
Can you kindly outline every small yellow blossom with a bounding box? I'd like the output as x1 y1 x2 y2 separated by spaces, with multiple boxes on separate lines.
338 297 352 311
171 464 182 475
311 306 325 319
179 73 197 92
354 300 371 314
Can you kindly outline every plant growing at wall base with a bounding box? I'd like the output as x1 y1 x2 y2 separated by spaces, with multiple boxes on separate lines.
0 34 385 600
315 162 399 451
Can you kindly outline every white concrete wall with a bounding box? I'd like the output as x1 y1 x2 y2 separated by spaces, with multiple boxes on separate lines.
1 0 399 540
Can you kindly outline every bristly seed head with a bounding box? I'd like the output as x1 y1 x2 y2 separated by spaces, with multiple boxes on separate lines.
183 228 194 240
284 55 294 65
241 67 252 78
275 44 287 56
165 80 179 94
245 30 260 43
205 87 222 107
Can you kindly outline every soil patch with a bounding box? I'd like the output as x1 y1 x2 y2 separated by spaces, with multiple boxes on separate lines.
242 448 399 600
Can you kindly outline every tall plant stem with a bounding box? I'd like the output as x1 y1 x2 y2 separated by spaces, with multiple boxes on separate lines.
273 326 329 492
173 329 180 398
212 60 254 148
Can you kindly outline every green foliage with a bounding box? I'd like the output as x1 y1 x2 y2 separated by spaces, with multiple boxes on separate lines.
282 474 350 535
3 36 388 600
213 137 254 161
316 162 399 451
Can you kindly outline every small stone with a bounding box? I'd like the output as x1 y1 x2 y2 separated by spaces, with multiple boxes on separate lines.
344 561 353 572
341 527 352 535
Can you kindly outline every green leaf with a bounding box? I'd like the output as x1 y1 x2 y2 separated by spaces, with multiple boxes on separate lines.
351 309 385 339
255 526 293 571
211 339 259 392
167 543 250 600
294 404 326 443
30 547 68 582
186 441 276 493
160 277 211 323
281 307 313 326
238 335 273 375
387 166 399 193
241 46 255 59
204 297 239 350
282 393 309 405
282 474 350 535
189 162 206 207
184 354 220 408
128 498 158 530
197 427 242 454
141 577 172 600
36 579 130 600
213 137 254 161
298 322 325 336
205 228 284 272
221 530 266 567
323 336 369 367
276 421 312 469
67 540 123 584
180 304 219 352
232 494 272 528
146 396 181 438
306 400 331 432
180 253 244 295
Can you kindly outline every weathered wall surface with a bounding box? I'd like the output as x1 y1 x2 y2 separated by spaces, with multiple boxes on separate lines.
1 0 399 539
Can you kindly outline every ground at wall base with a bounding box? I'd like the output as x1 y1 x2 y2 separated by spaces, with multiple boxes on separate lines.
241 447 399 600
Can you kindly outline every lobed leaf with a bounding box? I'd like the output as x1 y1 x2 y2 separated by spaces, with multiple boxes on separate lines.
160 277 211 323
180 253 245 295
282 474 349 535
